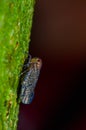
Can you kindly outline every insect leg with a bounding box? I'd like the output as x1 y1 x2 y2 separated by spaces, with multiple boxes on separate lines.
26 54 32 67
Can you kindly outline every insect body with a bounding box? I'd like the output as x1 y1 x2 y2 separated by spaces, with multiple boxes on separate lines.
20 56 42 104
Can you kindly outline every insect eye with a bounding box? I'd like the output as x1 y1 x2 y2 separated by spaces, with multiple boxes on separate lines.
37 59 41 62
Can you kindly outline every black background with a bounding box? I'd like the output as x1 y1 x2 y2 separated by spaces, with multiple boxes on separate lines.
18 0 86 130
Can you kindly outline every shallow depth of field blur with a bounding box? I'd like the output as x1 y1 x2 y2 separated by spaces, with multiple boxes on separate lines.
18 1 86 130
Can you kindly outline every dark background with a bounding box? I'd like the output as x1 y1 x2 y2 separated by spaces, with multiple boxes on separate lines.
18 0 86 130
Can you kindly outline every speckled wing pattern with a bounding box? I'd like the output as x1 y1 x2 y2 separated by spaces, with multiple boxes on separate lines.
20 58 42 104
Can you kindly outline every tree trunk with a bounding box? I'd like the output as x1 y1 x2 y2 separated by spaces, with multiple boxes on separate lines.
0 0 35 129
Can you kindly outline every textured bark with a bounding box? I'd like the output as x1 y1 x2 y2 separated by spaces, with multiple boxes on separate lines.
0 0 35 129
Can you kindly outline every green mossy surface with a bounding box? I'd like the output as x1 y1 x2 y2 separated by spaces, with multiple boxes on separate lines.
0 0 35 129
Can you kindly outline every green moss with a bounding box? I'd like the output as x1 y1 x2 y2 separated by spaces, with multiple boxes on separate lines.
0 0 35 129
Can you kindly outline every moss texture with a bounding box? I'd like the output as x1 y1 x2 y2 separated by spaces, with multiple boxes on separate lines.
0 0 35 129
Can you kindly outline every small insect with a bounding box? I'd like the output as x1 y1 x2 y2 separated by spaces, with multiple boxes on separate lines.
20 55 42 104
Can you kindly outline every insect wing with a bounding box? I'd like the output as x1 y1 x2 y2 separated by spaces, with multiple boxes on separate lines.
20 62 41 104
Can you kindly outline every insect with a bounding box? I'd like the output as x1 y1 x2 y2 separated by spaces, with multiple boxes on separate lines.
20 55 42 104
